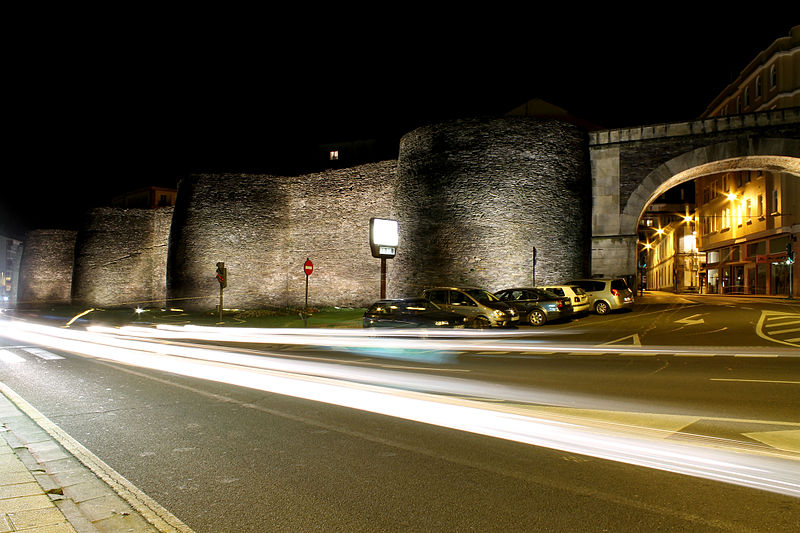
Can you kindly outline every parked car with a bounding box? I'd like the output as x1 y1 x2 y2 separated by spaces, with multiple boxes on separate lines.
422 287 519 328
535 284 590 314
363 298 468 328
564 278 634 315
494 287 574 326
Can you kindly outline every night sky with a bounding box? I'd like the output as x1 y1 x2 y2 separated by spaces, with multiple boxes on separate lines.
3 16 796 240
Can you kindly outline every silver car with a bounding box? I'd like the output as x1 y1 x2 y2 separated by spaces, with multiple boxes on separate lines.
564 278 634 315
422 287 519 327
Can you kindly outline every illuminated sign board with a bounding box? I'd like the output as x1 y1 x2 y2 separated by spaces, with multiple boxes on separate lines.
370 218 398 258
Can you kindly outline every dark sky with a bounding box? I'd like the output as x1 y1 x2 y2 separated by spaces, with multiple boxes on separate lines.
3 16 796 239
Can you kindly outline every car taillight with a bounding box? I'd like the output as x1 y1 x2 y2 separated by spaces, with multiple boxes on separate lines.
557 300 564 308
611 288 619 296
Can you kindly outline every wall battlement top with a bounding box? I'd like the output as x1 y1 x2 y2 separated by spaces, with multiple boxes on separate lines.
589 107 800 147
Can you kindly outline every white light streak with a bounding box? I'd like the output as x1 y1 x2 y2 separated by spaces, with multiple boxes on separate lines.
1 317 799 498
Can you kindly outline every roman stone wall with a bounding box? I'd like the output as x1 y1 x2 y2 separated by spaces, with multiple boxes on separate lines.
167 161 397 310
17 229 77 307
71 207 173 308
390 117 592 296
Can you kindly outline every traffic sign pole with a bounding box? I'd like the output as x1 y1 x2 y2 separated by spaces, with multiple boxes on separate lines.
303 258 313 326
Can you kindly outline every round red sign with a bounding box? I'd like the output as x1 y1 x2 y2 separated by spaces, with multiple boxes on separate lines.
304 259 313 276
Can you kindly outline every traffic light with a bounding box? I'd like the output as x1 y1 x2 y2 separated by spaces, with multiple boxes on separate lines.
216 262 227 288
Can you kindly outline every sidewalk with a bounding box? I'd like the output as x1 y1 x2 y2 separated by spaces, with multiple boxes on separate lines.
0 383 194 533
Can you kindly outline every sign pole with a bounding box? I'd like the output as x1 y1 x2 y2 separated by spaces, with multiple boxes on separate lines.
380 257 387 299
303 258 313 327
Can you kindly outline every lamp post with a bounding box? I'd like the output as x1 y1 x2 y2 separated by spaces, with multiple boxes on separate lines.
369 218 398 299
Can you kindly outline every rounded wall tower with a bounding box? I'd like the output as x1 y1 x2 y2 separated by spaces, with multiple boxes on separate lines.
390 117 591 296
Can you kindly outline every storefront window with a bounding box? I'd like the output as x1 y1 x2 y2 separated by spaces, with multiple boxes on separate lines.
708 269 719 294
772 262 790 295
756 264 767 294
731 265 745 294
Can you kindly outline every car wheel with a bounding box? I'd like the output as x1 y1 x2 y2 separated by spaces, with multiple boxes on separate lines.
472 316 491 329
595 301 610 315
528 309 546 326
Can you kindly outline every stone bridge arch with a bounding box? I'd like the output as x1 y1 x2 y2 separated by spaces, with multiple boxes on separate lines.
589 108 800 282
623 138 800 236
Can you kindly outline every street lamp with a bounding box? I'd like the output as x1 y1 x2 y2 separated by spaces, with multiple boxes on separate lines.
370 218 398 299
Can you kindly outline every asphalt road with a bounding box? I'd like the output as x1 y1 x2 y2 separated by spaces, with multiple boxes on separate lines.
1 293 799 532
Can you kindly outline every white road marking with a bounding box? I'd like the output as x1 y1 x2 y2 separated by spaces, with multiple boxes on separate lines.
21 347 64 360
770 327 800 334
756 310 800 348
600 334 641 346
711 378 800 385
675 314 705 326
0 349 25 363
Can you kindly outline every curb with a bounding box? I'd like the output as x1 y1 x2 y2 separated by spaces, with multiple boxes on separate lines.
0 381 194 533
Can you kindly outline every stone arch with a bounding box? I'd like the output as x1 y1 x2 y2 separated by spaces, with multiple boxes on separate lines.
621 137 800 235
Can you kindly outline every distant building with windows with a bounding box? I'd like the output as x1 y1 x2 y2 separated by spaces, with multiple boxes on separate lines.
694 26 799 296
703 26 799 116
640 26 798 297
694 171 798 295
640 184 704 293
111 186 177 209
0 235 23 307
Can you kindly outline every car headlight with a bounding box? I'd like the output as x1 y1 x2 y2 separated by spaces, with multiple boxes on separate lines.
493 309 505 317
434 320 449 326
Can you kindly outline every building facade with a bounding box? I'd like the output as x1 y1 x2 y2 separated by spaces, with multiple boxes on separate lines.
636 26 799 297
703 26 799 117
0 236 23 307
694 170 798 295
694 26 799 297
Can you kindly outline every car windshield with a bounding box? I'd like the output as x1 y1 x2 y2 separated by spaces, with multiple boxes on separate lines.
464 289 499 304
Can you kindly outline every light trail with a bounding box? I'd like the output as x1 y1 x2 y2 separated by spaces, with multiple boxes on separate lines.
109 323 800 359
1 317 799 498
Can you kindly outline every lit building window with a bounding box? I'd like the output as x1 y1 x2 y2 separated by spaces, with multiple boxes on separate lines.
329 150 339 161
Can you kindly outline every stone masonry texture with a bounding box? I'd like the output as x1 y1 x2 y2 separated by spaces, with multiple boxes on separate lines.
167 162 397 310
390 117 592 296
24 112 794 310
17 229 77 307
71 207 173 308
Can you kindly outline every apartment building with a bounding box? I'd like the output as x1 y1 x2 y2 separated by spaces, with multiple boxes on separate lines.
694 171 798 295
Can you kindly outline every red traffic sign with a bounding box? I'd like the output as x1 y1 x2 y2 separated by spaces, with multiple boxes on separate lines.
304 259 313 276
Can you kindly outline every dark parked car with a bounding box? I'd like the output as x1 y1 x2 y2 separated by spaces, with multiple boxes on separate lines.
494 287 574 326
422 287 519 328
564 278 634 315
363 298 468 328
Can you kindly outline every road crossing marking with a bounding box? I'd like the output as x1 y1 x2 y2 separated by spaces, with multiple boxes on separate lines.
20 347 64 360
0 350 25 363
756 310 800 348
